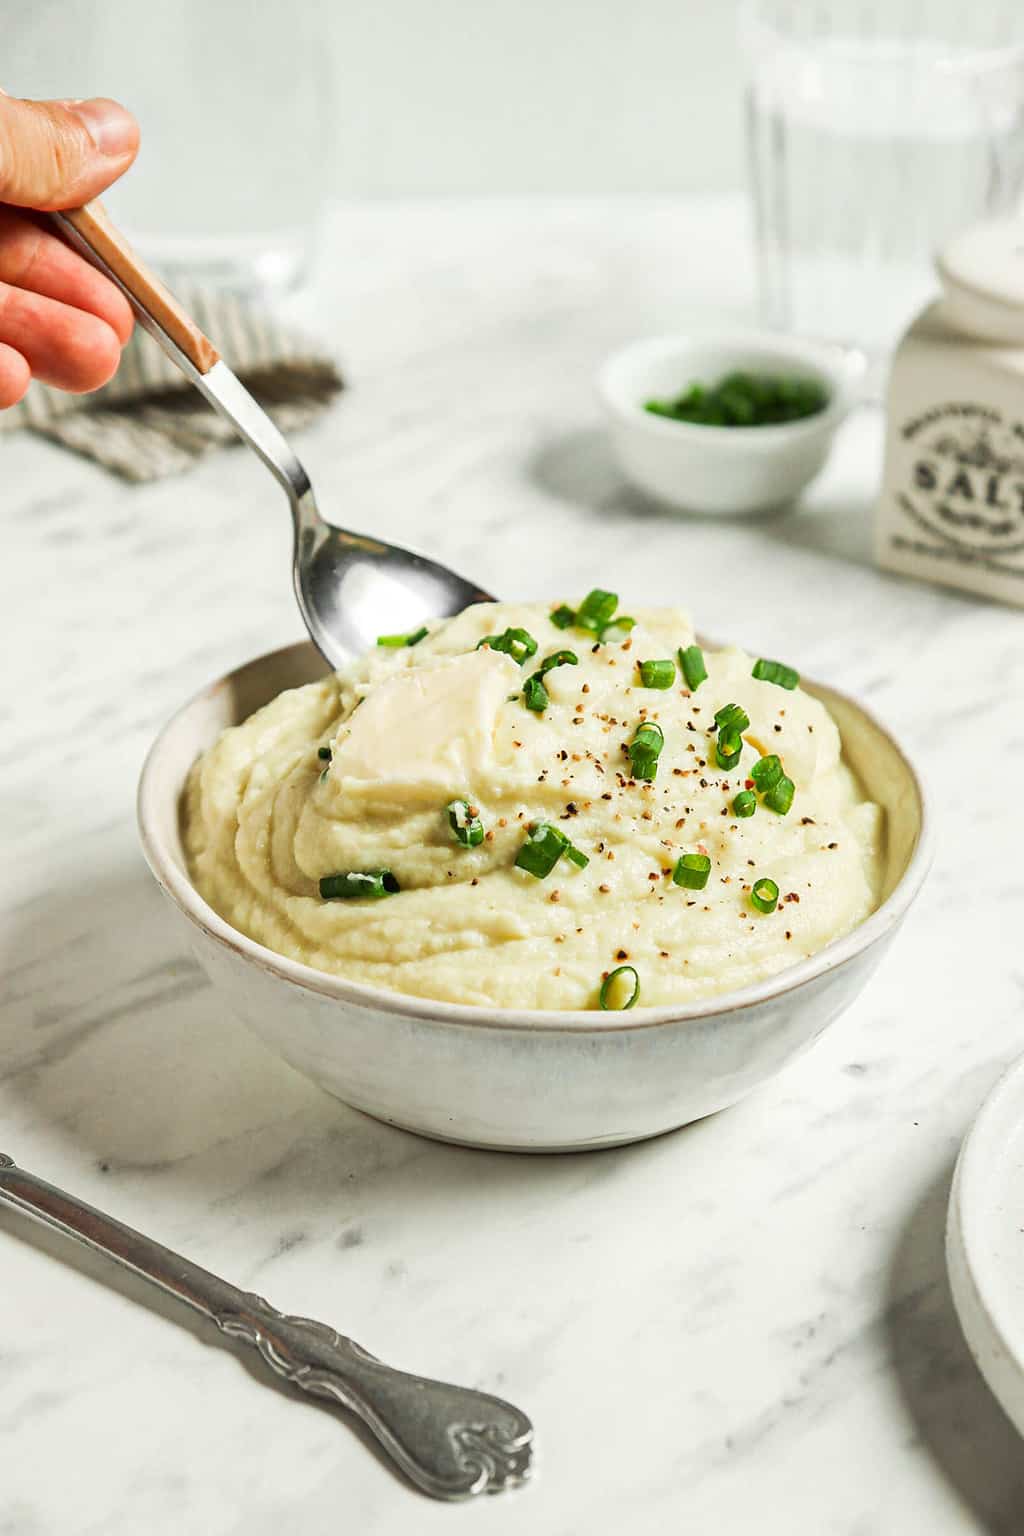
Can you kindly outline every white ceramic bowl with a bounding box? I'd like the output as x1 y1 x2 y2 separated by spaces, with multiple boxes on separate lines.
138 642 930 1152
947 1051 1024 1439
598 330 863 515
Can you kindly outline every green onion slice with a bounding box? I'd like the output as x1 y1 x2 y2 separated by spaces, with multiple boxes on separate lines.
376 626 428 648
638 658 676 689
673 852 711 890
752 657 799 690
645 371 828 427
628 721 665 781
575 588 619 634
764 775 795 815
319 869 400 900
515 821 587 878
446 798 484 848
678 644 707 691
599 964 640 1011
751 876 779 914
733 789 757 818
751 753 783 791
714 702 750 735
522 650 578 713
537 649 579 675
523 674 550 713
548 595 632 642
476 626 538 664
317 746 332 761
715 730 742 770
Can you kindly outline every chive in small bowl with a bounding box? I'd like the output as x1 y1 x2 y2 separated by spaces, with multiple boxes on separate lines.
598 330 864 515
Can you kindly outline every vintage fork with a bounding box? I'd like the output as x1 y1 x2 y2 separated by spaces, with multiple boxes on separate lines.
0 1154 533 1500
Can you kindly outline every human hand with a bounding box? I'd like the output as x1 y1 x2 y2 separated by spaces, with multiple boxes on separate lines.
0 92 139 408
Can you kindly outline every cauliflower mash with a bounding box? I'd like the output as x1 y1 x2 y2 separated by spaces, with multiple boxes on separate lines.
184 597 883 1010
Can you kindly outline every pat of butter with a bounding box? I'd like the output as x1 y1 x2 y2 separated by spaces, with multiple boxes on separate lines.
328 647 520 801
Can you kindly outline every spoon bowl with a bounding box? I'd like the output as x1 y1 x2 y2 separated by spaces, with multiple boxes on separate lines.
296 510 492 669
51 202 492 667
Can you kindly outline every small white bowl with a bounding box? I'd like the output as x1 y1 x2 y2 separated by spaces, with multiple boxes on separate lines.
138 641 930 1153
598 330 863 515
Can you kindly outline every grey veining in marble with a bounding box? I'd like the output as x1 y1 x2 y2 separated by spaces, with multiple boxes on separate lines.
1 197 1022 1535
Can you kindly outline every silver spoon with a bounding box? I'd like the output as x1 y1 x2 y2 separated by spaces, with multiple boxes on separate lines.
0 1153 533 1499
49 203 494 668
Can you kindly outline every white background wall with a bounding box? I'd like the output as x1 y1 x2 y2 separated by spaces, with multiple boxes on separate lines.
323 0 743 195
4 0 745 199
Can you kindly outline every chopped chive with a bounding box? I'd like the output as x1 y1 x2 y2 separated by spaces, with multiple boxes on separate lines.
645 371 828 427
515 821 586 878
673 852 711 890
523 673 549 712
750 754 783 792
753 657 799 690
376 625 428 648
714 702 750 735
549 594 632 642
515 822 566 877
715 729 743 770
317 746 332 761
446 798 484 848
628 720 665 781
599 964 640 1011
751 876 779 914
733 789 757 818
476 626 538 664
764 775 795 815
638 658 676 689
537 649 579 675
522 650 578 713
319 869 400 900
679 644 707 691
575 588 618 634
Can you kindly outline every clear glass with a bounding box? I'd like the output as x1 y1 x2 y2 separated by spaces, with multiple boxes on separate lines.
742 0 1024 356
5 0 332 297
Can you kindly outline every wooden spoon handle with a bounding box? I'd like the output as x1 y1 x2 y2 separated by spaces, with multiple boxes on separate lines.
53 201 220 375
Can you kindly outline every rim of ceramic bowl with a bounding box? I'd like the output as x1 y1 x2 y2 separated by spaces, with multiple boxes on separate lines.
947 1052 1024 1429
597 329 864 446
138 641 933 1036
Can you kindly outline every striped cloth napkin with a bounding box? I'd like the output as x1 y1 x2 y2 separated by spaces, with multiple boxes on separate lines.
0 287 343 482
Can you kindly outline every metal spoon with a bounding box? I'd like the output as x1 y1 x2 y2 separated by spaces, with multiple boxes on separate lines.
49 204 493 668
0 1153 533 1499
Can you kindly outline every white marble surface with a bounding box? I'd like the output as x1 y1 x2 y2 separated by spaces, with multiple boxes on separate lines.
2 196 1023 1534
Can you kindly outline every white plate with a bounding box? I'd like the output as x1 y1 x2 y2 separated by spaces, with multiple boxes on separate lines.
947 1052 1024 1437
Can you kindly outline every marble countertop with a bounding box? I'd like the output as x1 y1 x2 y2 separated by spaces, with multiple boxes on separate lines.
2 197 1022 1535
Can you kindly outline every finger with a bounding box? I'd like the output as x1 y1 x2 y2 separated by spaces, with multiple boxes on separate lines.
0 280 122 393
0 94 138 210
0 340 30 407
0 206 133 344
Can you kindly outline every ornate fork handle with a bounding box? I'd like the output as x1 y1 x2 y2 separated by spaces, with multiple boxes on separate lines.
0 1154 532 1500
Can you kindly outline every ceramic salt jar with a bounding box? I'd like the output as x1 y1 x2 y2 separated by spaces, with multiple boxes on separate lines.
876 221 1024 608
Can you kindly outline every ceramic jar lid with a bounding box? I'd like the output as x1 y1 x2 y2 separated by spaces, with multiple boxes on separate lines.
936 220 1024 344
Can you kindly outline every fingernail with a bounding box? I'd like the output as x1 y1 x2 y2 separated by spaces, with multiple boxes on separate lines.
70 97 138 158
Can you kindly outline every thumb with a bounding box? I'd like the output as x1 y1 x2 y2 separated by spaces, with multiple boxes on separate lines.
0 93 138 211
